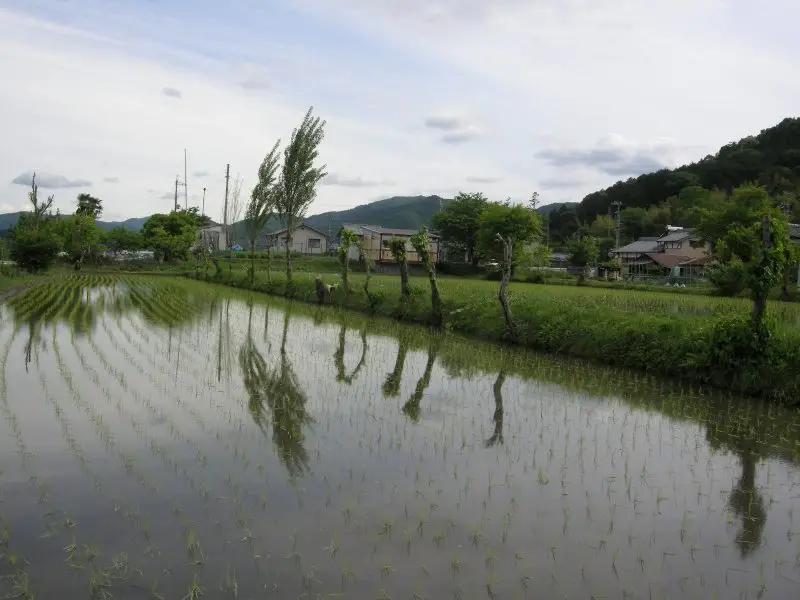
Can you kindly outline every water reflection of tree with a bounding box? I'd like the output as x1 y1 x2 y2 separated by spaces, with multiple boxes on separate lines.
728 450 766 558
484 371 507 447
402 338 440 422
334 319 368 385
383 331 411 397
238 305 313 477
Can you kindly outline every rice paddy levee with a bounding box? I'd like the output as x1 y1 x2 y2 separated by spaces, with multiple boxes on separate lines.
1 273 798 599
184 269 800 403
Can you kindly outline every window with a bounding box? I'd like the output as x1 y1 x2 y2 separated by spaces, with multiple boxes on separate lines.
308 238 321 249
382 239 390 248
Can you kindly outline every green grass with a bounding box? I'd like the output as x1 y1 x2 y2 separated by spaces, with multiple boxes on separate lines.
184 262 800 402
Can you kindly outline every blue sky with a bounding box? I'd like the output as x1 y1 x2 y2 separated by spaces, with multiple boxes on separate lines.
0 0 798 221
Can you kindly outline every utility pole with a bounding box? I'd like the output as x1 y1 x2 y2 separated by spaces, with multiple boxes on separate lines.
184 148 188 213
611 201 622 251
201 187 207 217
223 164 230 249
174 176 179 212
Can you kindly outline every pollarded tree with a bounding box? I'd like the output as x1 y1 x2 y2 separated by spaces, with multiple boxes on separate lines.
388 237 411 300
275 106 327 289
476 201 542 337
410 226 443 326
246 140 281 285
338 229 359 294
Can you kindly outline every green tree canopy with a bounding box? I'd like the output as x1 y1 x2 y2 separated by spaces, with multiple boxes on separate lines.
275 106 327 284
696 185 790 314
141 211 198 262
103 227 142 256
55 214 103 269
431 191 488 265
76 193 103 219
476 201 542 262
567 234 598 268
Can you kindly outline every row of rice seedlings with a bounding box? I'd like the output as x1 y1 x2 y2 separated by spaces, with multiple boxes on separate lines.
0 519 34 600
1 327 137 599
71 333 219 519
121 309 272 455
127 283 199 328
54 331 225 595
75 322 273 569
34 351 156 596
10 279 77 325
88 315 289 590
107 315 269 477
37 331 172 553
95 315 277 568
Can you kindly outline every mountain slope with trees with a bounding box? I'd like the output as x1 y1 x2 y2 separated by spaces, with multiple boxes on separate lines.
578 117 800 224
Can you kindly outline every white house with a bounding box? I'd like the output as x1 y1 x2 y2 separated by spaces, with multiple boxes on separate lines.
198 225 226 251
265 223 328 255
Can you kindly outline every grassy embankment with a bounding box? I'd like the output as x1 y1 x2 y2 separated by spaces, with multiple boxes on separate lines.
178 259 800 403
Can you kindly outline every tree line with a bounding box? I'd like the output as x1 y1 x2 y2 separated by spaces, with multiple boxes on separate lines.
6 175 214 272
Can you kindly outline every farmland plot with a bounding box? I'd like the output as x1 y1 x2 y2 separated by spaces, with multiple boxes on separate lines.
0 274 798 599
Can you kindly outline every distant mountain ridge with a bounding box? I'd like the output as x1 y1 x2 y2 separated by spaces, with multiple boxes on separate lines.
0 212 149 232
1 194 567 243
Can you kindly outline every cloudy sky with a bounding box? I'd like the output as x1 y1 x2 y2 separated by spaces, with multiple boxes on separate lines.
0 0 797 222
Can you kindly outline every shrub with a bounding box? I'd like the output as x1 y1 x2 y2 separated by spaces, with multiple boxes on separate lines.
10 225 59 273
526 272 545 284
707 260 746 296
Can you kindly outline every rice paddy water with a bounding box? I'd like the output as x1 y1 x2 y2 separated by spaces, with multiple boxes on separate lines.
1 274 798 599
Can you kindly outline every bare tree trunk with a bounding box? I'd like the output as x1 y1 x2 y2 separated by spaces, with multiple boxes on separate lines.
425 262 443 326
496 234 517 338
249 240 256 287
285 234 293 288
398 259 410 298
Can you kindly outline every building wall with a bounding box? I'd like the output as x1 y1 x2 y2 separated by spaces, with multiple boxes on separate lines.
660 239 709 260
269 226 328 254
343 231 440 264
199 225 226 251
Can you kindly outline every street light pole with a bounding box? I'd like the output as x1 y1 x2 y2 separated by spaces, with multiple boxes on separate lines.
202 187 207 217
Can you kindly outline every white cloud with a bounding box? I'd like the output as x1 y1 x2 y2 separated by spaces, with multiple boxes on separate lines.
321 173 394 188
11 171 92 188
0 1 798 218
162 87 182 99
0 203 22 214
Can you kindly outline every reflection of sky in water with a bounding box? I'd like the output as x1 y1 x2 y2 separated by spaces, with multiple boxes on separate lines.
0 280 798 600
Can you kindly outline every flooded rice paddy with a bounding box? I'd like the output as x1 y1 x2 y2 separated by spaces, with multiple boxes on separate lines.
1 274 799 600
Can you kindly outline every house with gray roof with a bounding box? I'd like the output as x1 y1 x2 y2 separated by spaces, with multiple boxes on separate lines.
338 224 441 264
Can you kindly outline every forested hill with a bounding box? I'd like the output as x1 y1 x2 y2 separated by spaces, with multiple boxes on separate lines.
304 195 449 233
578 117 800 223
229 194 450 242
